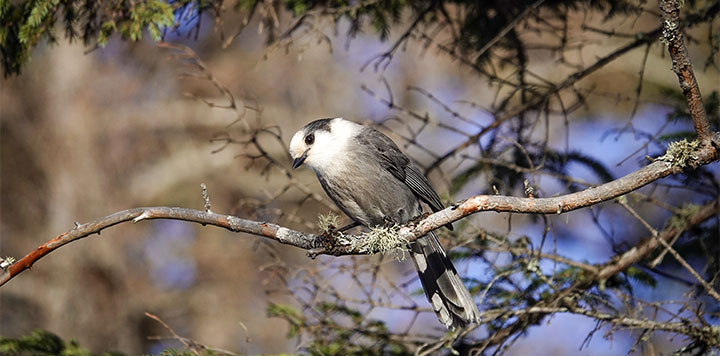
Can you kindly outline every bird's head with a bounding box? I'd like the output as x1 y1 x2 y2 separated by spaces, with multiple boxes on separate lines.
289 118 360 170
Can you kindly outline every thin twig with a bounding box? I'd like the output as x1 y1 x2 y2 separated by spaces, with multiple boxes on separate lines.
653 233 720 303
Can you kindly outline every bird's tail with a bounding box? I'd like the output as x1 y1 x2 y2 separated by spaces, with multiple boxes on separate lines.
409 232 480 330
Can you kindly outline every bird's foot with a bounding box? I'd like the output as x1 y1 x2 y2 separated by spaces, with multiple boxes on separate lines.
308 225 348 259
307 232 335 259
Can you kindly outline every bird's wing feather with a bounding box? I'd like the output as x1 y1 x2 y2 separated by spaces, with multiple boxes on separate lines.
410 232 480 329
358 127 445 213
359 127 408 181
404 165 444 213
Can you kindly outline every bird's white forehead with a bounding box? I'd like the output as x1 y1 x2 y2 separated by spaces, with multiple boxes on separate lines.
289 130 306 158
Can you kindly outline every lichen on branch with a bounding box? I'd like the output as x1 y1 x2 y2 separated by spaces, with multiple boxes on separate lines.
657 138 701 168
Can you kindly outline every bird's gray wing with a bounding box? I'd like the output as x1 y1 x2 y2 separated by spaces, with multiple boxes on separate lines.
404 164 444 213
358 127 445 213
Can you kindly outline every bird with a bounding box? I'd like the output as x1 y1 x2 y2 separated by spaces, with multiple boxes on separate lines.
289 117 480 329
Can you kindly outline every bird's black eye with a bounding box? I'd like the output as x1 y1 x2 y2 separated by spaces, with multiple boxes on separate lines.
305 133 315 145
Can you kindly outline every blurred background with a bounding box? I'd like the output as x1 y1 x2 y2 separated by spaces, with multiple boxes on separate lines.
1 1 718 354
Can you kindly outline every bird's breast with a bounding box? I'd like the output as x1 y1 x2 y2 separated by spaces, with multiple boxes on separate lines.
313 158 420 227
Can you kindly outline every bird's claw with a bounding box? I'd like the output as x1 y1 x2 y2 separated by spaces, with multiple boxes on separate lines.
311 229 339 257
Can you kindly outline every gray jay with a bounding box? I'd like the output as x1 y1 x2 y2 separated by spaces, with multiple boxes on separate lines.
289 117 480 329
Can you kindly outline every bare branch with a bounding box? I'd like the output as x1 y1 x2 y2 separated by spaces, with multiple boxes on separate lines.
659 0 713 144
0 207 318 287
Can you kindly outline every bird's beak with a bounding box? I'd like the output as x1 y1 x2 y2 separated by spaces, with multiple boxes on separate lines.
292 151 308 169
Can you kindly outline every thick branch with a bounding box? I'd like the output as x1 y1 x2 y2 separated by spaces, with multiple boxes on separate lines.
406 147 715 243
659 0 713 144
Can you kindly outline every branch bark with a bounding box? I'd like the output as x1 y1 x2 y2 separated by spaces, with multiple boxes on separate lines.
659 0 714 144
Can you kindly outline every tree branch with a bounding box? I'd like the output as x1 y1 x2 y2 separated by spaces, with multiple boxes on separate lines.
659 0 713 144
1 139 717 288
0 207 318 287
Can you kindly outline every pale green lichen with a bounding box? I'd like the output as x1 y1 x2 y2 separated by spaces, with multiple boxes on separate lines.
316 213 410 260
355 225 409 261
317 212 341 233
657 139 700 168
